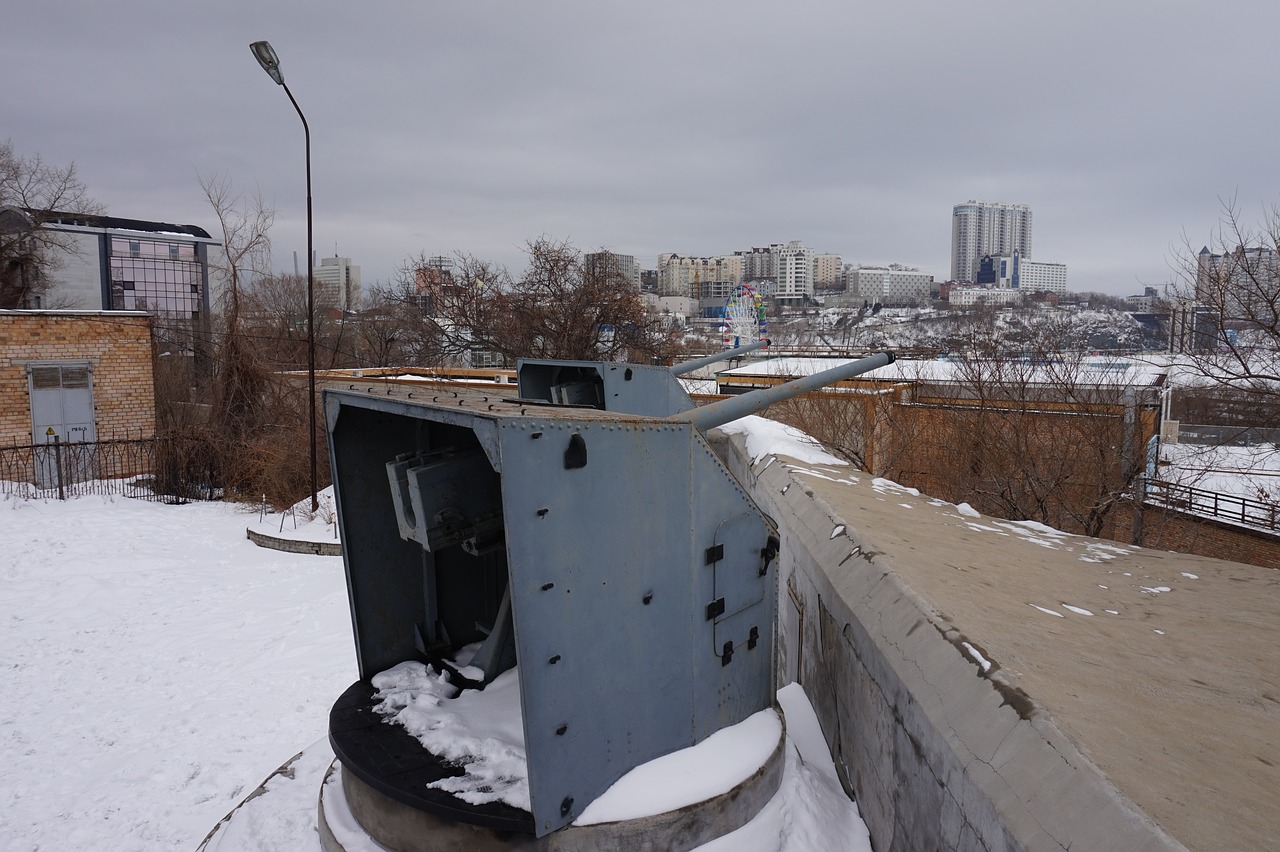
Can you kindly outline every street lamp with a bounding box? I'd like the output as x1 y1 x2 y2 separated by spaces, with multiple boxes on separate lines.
250 40 318 512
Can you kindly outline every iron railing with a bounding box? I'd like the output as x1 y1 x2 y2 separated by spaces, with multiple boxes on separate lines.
1171 424 1280 447
0 435 219 502
1144 478 1280 533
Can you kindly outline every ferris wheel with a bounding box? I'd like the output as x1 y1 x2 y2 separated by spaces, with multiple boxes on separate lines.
722 282 768 349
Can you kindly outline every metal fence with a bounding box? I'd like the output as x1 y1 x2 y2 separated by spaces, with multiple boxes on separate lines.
1144 479 1280 533
1172 424 1280 447
0 435 219 502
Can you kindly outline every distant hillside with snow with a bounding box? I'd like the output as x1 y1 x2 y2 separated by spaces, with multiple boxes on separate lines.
755 304 1165 354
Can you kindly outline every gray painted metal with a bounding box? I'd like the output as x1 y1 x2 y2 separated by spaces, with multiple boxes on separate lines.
673 351 895 432
323 353 891 838
516 359 694 417
326 389 776 837
29 362 96 488
669 339 771 376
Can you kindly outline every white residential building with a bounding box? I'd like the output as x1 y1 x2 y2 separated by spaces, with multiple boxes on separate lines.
657 253 742 299
313 256 361 311
774 241 814 304
848 267 934 306
951 200 1032 282
641 292 696 318
949 286 1024 307
1016 260 1067 295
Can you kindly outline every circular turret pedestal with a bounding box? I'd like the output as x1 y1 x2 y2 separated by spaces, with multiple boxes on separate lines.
318 706 787 852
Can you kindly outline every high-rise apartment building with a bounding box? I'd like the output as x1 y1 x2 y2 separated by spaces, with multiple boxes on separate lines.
812 254 843 290
736 246 778 284
1195 245 1278 317
951 200 1032 282
584 252 641 290
774 241 814 304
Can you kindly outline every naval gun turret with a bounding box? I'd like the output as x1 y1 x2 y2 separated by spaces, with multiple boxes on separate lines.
322 348 893 845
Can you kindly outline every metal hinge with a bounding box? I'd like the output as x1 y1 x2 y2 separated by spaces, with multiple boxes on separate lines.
705 598 725 620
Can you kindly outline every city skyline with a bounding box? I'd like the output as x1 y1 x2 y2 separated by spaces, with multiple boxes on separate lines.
7 1 1280 297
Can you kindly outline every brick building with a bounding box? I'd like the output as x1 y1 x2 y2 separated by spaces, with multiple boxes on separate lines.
0 310 156 449
717 355 1163 541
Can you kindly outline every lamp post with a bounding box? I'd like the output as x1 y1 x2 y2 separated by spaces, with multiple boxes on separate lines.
250 40 318 512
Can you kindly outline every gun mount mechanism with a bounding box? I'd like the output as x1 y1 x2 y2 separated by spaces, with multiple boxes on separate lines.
324 350 893 839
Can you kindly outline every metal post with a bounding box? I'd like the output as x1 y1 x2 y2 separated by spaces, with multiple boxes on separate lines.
53 436 65 501
279 82 318 513
251 41 318 512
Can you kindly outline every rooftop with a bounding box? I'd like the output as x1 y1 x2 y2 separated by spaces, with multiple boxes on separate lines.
768 455 1279 850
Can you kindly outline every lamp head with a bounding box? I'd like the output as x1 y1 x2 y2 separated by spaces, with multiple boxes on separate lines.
250 41 284 85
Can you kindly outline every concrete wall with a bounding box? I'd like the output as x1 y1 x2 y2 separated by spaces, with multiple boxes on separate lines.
710 432 1182 852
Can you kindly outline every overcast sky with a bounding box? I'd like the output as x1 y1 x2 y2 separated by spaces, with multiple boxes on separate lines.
6 0 1279 296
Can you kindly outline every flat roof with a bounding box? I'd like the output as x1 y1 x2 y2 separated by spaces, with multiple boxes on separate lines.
718 356 1169 388
0 309 151 317
3 207 216 241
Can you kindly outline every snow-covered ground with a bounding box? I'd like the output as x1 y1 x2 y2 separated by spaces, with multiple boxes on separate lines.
0 492 356 850
1 485 870 851
246 487 341 545
761 303 1158 353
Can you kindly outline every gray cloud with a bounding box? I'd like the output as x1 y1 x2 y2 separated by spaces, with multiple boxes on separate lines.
5 0 1279 294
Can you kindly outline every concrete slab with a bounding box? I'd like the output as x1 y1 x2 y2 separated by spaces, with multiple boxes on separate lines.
774 459 1279 851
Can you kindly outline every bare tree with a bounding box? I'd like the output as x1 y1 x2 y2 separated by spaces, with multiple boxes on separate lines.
201 173 274 438
768 313 1158 538
1168 198 1280 386
398 238 684 365
352 280 445 368
154 174 323 505
913 346 1152 537
0 140 105 308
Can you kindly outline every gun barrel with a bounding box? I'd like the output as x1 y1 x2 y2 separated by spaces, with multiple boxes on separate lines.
670 351 895 433
670 339 771 376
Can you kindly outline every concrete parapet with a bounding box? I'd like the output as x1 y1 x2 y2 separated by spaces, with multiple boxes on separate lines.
710 431 1209 852
245 527 342 556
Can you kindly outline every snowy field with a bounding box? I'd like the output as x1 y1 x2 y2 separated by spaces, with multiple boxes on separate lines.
1 492 356 850
2 479 870 851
